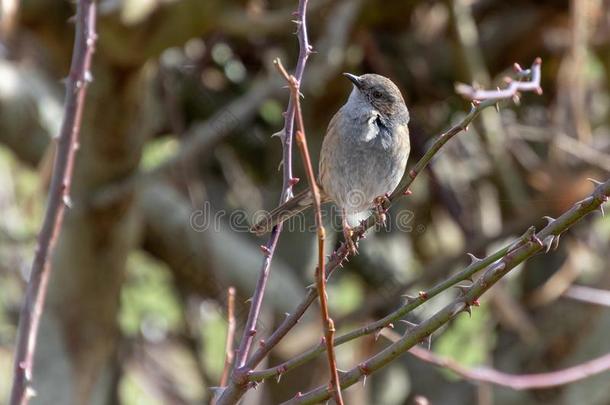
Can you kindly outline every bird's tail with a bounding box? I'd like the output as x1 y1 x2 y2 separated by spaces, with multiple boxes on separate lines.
250 189 315 236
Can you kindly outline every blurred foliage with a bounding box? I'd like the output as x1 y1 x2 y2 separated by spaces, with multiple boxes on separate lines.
1 0 610 404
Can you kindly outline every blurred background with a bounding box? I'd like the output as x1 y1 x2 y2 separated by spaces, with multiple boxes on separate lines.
1 0 610 404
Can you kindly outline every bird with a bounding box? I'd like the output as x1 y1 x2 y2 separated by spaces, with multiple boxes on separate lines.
251 73 410 253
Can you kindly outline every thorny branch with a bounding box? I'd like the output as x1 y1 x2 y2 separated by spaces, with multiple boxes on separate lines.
216 1 312 404
282 178 610 405
275 58 344 405
231 0 312 371
237 58 544 389
248 227 535 382
9 1 98 404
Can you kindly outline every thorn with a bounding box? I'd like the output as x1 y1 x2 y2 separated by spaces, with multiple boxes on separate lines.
260 245 271 256
244 297 253 304
512 93 521 105
62 194 73 208
453 285 470 297
409 170 417 179
542 235 555 253
575 196 594 207
259 339 266 348
419 291 428 300
374 328 383 341
401 294 416 304
419 334 432 350
587 177 604 186
209 387 225 398
362 374 367 387
403 188 413 196
534 57 542 65
288 177 300 186
542 216 555 225
387 322 394 329
400 320 418 329
247 329 257 337
503 76 513 84
599 204 605 217
536 87 543 95
472 299 480 307
462 305 472 317
250 381 259 390
284 312 290 317
25 387 37 399
495 102 500 113
551 233 561 250
358 362 370 376
530 232 544 247
276 366 287 383
513 63 523 72
467 252 481 265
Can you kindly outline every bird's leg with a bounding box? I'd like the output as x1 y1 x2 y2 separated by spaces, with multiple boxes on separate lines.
342 208 358 255
373 193 390 228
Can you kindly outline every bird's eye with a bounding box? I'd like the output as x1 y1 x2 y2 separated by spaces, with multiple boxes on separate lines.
373 90 383 99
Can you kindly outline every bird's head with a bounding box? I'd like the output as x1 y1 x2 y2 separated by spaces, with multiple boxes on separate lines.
343 73 408 121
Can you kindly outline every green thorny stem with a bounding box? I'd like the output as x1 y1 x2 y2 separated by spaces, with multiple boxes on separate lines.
282 178 609 404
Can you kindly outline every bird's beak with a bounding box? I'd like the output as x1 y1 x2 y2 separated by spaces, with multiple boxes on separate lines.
343 73 362 88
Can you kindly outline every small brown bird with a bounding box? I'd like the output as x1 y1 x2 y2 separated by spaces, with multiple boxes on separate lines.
252 73 410 251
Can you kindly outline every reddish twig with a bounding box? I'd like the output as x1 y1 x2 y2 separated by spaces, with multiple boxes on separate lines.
232 0 312 371
217 2 312 404
219 287 237 388
275 58 344 405
381 329 610 391
9 1 97 404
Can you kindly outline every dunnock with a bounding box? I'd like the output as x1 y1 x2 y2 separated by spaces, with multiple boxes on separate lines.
252 73 410 252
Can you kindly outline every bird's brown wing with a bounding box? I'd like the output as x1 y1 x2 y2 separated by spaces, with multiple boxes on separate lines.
250 189 311 236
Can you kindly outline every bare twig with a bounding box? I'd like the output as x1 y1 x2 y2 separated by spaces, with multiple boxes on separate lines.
381 329 610 391
563 285 610 307
219 287 237 388
9 1 97 404
455 58 543 100
281 178 610 405
276 58 344 405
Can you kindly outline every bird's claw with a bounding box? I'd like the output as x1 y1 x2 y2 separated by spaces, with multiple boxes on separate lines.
373 194 390 228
